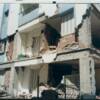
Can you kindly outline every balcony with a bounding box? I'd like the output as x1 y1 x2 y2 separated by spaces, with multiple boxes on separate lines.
18 8 43 27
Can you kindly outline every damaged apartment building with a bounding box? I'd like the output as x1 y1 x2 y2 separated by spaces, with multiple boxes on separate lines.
0 3 100 99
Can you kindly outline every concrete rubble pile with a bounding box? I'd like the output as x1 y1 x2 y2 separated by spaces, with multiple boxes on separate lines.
15 83 80 99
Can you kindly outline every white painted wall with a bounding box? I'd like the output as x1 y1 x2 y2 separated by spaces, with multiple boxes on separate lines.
0 4 4 33
7 4 20 36
61 14 75 36
39 4 57 17
60 4 90 41
75 4 89 27
61 4 90 37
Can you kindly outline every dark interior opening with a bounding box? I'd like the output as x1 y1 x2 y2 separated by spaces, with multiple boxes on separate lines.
8 34 14 42
48 63 73 87
43 24 61 46
92 35 100 49
91 8 100 50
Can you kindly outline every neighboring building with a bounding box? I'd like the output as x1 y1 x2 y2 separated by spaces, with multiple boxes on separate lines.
0 3 100 99
0 4 19 95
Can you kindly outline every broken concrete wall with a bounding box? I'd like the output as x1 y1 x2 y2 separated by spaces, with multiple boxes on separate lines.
13 33 22 60
27 32 41 57
0 68 11 92
4 69 11 92
57 33 76 51
16 27 44 58
75 4 92 48
14 32 29 59
40 33 49 54
64 74 79 87
40 24 60 54
20 32 41 57
75 4 89 27
14 64 48 96
6 35 14 61
13 67 31 96
56 8 78 51
0 35 14 62
16 21 60 58
78 16 92 48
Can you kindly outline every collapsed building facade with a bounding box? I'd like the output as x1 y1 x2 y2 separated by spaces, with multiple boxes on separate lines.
0 3 100 99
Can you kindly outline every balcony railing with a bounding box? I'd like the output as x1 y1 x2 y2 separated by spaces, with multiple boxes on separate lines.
18 8 42 26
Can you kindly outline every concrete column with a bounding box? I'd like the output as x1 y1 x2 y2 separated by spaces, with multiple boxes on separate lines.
22 68 31 93
79 14 92 48
79 57 96 99
9 66 15 97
